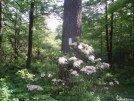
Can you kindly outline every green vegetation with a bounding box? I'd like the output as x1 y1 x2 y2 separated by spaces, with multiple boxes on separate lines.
0 0 134 101
0 42 134 101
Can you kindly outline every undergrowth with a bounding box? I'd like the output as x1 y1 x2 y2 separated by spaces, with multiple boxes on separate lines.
0 43 134 101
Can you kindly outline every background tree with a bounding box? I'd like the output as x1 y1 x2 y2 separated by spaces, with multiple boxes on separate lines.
26 0 35 68
82 0 106 59
1 0 50 64
0 0 3 48
62 0 82 53
105 0 114 65
108 0 134 66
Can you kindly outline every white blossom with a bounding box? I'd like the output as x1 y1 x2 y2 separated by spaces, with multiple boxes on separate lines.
40 72 45 77
71 70 79 76
86 46 94 54
82 43 88 48
100 65 105 69
27 85 36 91
71 42 77 46
80 66 96 75
36 86 43 91
103 62 110 68
58 57 68 65
85 66 96 70
52 78 57 82
78 44 83 50
27 84 43 91
80 67 87 72
48 74 52 78
114 80 119 84
57 79 63 82
76 42 94 55
100 62 110 69
95 58 102 62
79 43 94 55
88 55 95 62
85 70 94 75
109 82 114 86
73 60 83 67
81 49 90 55
62 82 65 85
68 57 77 61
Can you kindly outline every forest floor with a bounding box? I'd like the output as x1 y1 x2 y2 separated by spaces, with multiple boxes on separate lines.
0 63 134 101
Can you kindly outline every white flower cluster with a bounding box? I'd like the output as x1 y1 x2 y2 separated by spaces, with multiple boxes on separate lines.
31 73 53 82
51 78 65 85
80 66 96 75
114 80 119 85
109 79 119 86
109 82 114 86
71 70 79 76
58 56 83 67
78 43 94 55
94 58 102 62
27 84 43 91
68 56 77 61
40 72 53 78
58 42 110 77
26 72 55 91
101 62 110 69
48 73 52 78
40 72 45 77
78 43 102 64
96 62 110 70
52 78 57 82
73 60 83 67
58 57 68 65
88 55 95 62
114 78 119 85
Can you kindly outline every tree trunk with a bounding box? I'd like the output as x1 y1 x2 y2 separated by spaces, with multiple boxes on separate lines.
101 32 103 58
105 0 110 63
62 0 82 54
131 5 134 66
26 1 34 68
109 0 114 65
14 13 20 60
60 0 82 89
0 0 3 48
105 0 114 65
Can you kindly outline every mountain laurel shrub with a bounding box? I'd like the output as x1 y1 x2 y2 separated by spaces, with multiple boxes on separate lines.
53 42 119 100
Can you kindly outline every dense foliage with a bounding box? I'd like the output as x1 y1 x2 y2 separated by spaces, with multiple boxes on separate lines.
0 0 134 101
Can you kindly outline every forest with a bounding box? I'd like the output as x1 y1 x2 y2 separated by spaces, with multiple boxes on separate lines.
0 0 134 101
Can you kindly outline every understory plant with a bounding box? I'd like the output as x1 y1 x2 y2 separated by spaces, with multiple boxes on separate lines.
0 42 122 101
53 42 119 101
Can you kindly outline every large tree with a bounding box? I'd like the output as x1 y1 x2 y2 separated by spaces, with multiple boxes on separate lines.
62 0 82 53
26 0 35 68
0 0 3 48
105 0 114 65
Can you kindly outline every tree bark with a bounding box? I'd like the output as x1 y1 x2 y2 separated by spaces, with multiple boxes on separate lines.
0 0 3 48
105 0 110 63
109 0 114 65
62 0 82 54
105 0 114 65
26 1 34 68
14 13 18 60
131 5 134 66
